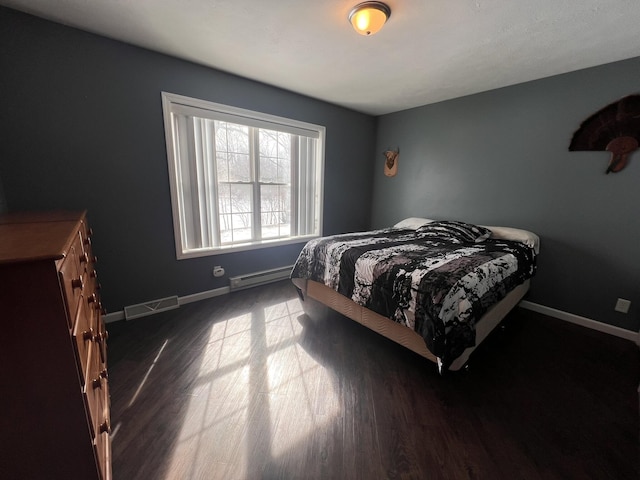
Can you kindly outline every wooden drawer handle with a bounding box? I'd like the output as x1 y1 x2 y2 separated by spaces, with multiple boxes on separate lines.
96 331 109 344
92 376 102 390
71 277 83 290
82 327 95 342
99 420 111 435
100 369 108 380
79 254 97 264
87 294 97 304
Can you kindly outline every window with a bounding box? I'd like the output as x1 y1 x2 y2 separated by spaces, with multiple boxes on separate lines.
162 92 325 259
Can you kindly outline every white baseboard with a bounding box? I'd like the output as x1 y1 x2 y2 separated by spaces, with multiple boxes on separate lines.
179 286 230 305
104 286 230 324
104 311 125 323
519 300 639 343
106 288 640 347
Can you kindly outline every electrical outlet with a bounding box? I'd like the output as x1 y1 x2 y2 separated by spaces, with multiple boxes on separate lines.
614 298 631 314
213 266 225 277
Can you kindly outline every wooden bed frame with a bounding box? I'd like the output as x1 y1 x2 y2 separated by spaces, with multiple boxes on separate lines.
292 278 530 371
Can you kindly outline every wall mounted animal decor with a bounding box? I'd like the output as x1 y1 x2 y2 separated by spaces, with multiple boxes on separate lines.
569 94 640 174
383 148 399 177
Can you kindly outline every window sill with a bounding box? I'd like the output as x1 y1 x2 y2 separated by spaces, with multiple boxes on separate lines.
176 235 319 260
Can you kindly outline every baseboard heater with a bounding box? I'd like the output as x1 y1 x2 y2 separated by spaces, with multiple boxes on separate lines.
229 265 294 291
124 295 179 320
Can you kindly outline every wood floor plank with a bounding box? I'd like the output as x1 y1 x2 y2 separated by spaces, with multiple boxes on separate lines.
108 280 639 480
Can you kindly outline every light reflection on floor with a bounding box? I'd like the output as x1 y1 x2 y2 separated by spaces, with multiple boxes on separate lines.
164 295 340 478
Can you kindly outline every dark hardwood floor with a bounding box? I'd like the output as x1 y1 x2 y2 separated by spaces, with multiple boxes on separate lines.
108 280 639 480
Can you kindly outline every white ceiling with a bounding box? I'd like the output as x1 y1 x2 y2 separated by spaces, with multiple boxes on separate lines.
3 0 640 115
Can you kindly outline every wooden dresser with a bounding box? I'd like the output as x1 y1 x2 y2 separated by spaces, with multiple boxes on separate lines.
0 211 111 479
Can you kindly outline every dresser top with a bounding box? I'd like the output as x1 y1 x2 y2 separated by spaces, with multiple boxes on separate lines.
0 211 85 264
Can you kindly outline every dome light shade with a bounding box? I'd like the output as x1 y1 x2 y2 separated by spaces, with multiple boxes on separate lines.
348 2 391 36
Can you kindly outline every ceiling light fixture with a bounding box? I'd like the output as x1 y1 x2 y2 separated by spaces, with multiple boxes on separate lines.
348 2 391 36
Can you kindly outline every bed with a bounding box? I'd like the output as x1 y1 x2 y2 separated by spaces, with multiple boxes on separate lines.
290 218 539 372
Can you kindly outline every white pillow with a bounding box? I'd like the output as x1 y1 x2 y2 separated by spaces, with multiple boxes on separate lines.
482 226 540 254
393 217 434 229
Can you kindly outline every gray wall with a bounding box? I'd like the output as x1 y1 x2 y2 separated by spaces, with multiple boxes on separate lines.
0 8 376 312
373 58 640 332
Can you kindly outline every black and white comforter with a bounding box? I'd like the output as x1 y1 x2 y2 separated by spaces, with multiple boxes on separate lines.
291 221 537 369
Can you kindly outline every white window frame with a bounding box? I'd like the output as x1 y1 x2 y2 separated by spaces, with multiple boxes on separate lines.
161 92 325 259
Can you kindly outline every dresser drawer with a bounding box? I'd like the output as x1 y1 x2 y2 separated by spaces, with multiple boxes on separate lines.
86 292 102 320
79 222 93 254
72 298 96 386
95 432 111 480
96 310 108 365
78 228 97 278
85 342 108 438
59 234 84 328
94 398 112 480
85 268 100 299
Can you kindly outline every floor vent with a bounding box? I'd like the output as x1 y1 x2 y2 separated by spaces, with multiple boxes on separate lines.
229 265 293 291
124 295 179 320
